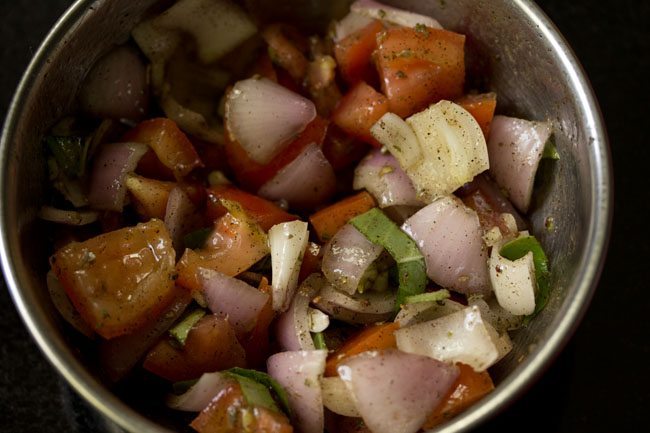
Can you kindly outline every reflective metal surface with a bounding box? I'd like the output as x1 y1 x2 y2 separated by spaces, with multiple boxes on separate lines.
0 0 611 432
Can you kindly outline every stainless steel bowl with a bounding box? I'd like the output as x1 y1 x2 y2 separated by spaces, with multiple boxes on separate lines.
0 0 611 432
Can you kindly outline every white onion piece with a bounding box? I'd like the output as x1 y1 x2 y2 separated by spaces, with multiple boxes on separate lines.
395 305 499 372
269 221 309 312
276 274 325 351
372 101 489 203
312 283 395 324
166 372 232 412
131 18 181 63
79 46 149 121
351 0 443 29
199 269 270 335
321 376 360 417
308 308 330 333
484 322 513 364
258 143 336 209
489 249 536 316
467 295 524 332
164 187 198 252
333 11 374 43
155 0 257 63
321 224 383 295
46 271 94 337
487 115 553 213
402 196 489 294
267 350 327 433
338 350 458 433
88 142 149 212
226 77 316 164
395 298 465 327
353 149 423 208
39 206 98 226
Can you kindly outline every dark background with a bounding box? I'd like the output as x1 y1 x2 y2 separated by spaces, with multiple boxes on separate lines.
1 0 648 432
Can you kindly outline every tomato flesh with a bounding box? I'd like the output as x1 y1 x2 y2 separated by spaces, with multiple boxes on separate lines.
331 81 389 147
334 20 385 85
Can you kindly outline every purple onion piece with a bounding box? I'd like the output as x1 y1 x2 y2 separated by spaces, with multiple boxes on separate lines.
276 274 325 351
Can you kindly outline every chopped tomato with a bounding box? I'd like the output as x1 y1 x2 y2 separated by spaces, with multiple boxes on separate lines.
143 314 246 382
298 242 322 284
225 116 329 191
136 148 175 181
123 118 203 179
375 26 465 118
125 174 175 220
190 381 293 433
334 20 384 85
51 219 177 339
331 81 389 147
309 192 376 242
324 322 399 377
455 92 497 138
206 185 296 231
262 23 309 83
423 363 494 428
176 206 270 292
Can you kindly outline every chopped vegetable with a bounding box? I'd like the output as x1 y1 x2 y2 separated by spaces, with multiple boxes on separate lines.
312 332 328 350
182 227 212 250
46 135 86 177
225 367 293 418
351 0 443 30
309 192 376 242
334 20 385 85
276 274 325 352
169 308 206 346
124 174 175 219
489 249 536 316
331 81 389 147
349 208 427 308
321 376 360 417
404 289 450 305
455 92 497 138
269 220 309 312
312 283 396 324
38 206 99 226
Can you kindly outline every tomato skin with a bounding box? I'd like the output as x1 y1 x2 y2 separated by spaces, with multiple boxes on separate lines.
123 118 203 179
51 219 177 339
224 116 329 191
334 20 385 85
375 26 465 118
455 92 497 138
331 81 389 147
206 185 296 232
143 314 246 382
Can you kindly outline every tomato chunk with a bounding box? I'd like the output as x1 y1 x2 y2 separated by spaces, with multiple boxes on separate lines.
176 206 270 292
225 116 329 191
375 26 465 117
123 118 203 179
190 381 293 433
334 20 384 85
309 191 376 242
322 125 370 170
455 92 497 138
331 81 389 147
206 185 296 231
51 219 177 339
143 314 246 382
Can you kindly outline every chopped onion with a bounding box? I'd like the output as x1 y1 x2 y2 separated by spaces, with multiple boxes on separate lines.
489 248 536 316
155 0 257 63
312 283 395 324
79 46 149 121
225 77 316 164
321 376 360 417
395 298 465 327
351 0 443 29
46 271 94 337
88 142 149 211
353 149 423 208
395 305 499 372
131 17 181 63
467 295 524 332
333 11 373 43
308 308 330 333
166 372 232 411
338 349 458 433
276 274 325 351
267 350 327 433
372 101 489 203
258 142 336 209
487 115 553 213
39 206 98 226
484 322 513 364
164 186 198 252
199 269 270 335
160 90 225 144
269 221 309 312
321 224 384 295
402 195 489 294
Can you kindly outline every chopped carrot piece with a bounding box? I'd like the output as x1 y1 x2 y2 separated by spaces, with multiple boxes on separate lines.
455 92 497 138
324 322 399 377
309 192 376 242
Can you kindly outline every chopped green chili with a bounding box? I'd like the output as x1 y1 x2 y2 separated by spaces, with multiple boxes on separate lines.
225 367 292 417
183 227 213 250
168 308 206 346
312 332 327 350
404 289 450 305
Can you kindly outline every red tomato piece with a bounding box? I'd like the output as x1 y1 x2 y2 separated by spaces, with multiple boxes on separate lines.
224 116 329 191
206 185 296 232
334 20 385 85
51 219 177 339
331 81 389 147
455 92 497 138
122 118 203 179
322 125 370 170
375 26 465 118
143 314 246 382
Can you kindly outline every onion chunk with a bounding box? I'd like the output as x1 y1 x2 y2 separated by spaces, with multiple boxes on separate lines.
269 221 309 312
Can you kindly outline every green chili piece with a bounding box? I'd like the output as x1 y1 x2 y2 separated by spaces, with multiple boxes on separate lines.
350 208 427 310
46 136 86 177
224 372 280 413
183 227 213 250
225 367 292 417
168 308 206 346
312 332 327 350
404 289 450 305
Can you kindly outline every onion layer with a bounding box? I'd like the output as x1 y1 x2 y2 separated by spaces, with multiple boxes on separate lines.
276 274 325 351
321 376 360 417
402 195 489 294
39 206 98 226
166 372 232 412
226 77 316 164
269 221 309 312
333 11 373 43
312 283 395 324
351 0 443 30
489 249 536 316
